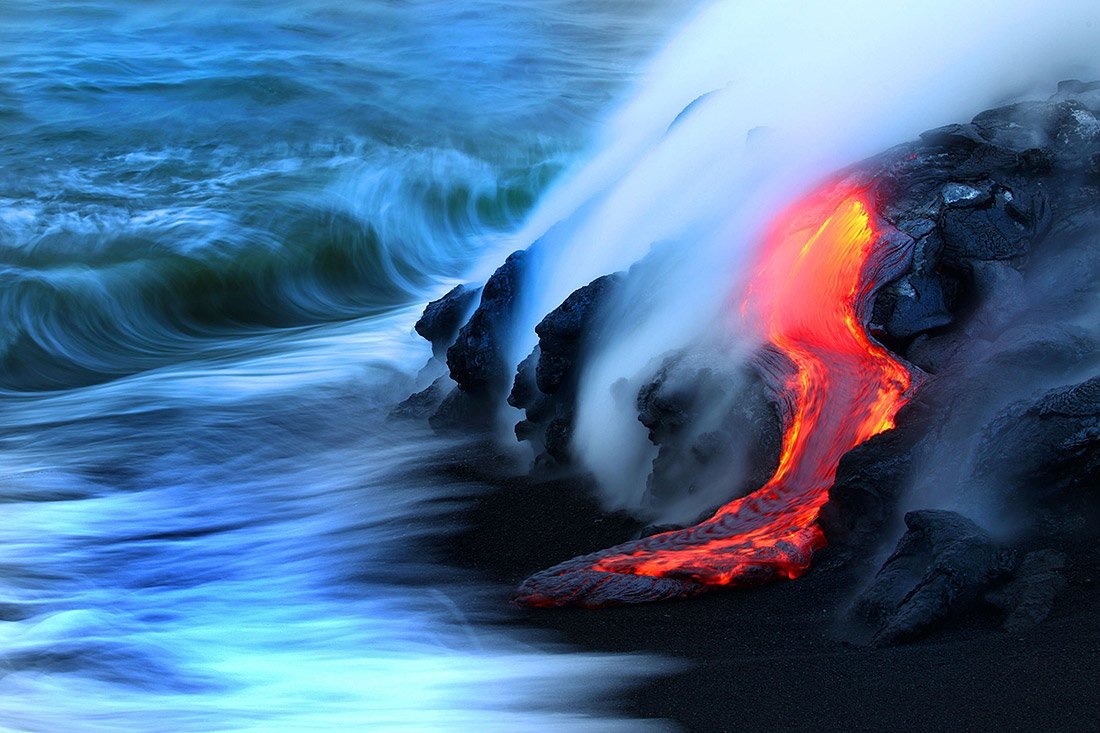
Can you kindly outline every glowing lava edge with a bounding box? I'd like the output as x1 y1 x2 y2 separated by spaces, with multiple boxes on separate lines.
513 184 918 608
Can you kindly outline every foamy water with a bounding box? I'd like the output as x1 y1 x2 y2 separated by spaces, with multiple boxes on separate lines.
0 1 688 729
4 0 1100 728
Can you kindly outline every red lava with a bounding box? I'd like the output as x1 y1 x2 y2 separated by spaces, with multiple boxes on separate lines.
514 184 917 608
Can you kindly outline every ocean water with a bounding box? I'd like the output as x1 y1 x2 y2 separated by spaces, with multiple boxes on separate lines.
6 0 1100 729
0 1 693 730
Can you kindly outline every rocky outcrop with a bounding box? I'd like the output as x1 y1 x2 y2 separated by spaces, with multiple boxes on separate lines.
853 510 1017 645
427 249 532 428
507 274 622 466
414 284 482 360
975 376 1100 506
447 249 530 398
860 84 1100 370
819 424 918 551
853 511 1074 645
823 82 1100 562
534 275 621 395
635 350 782 511
403 82 1100 635
987 549 1068 634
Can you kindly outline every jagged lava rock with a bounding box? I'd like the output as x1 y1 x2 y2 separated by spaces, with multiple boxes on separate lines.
987 549 1068 634
426 249 532 428
861 84 1100 369
819 425 917 551
509 274 622 466
635 349 782 511
854 510 1017 645
534 274 621 395
975 376 1100 505
447 249 530 397
414 284 482 360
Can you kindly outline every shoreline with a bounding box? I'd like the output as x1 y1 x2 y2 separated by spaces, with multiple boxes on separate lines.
438 443 1100 732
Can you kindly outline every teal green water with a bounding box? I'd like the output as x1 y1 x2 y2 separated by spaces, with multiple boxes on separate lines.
0 2 693 730
0 0 690 389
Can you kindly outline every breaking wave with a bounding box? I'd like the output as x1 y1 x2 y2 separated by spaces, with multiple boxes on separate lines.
0 0 689 730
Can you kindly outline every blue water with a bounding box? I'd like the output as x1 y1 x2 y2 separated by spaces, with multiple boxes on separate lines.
0 1 692 729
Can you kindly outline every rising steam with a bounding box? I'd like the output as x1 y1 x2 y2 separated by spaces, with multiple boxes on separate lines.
481 0 1100 520
514 185 916 607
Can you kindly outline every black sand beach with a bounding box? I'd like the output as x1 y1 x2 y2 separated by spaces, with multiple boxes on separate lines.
442 443 1100 732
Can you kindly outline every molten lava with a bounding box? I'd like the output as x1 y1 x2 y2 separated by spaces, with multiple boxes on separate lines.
513 185 916 607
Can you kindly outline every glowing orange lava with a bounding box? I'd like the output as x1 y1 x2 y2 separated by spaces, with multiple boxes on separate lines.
513 185 916 608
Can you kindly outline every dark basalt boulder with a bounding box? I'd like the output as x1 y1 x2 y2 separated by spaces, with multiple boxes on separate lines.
415 284 482 360
391 375 451 420
940 186 1050 266
853 510 1017 646
877 272 954 342
534 274 621 395
861 84 1100 368
824 318 1097 555
543 415 574 466
635 350 782 510
508 346 542 411
398 247 536 428
508 274 623 467
986 549 1068 634
416 248 533 429
974 375 1100 506
819 426 917 551
509 347 554 452
447 249 530 398
971 98 1100 166
393 284 486 423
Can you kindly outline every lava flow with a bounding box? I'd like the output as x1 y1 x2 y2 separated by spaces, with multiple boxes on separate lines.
513 184 917 608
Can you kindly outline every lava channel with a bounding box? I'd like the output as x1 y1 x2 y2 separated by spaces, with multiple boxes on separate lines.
513 184 917 608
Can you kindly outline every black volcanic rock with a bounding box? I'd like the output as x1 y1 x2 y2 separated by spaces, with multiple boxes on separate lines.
987 549 1068 634
975 375 1100 506
877 272 954 342
447 249 530 398
543 415 574 466
635 350 782 510
509 274 623 467
939 187 1049 266
819 426 916 551
854 510 1017 645
508 346 542 411
391 375 450 420
825 319 1097 555
860 85 1100 366
415 284 482 360
971 99 1100 166
421 248 533 429
509 347 554 451
534 274 621 395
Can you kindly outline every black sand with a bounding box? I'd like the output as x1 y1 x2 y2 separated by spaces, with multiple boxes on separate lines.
440 444 1100 733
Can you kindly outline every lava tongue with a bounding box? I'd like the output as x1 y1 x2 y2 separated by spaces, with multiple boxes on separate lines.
514 186 916 608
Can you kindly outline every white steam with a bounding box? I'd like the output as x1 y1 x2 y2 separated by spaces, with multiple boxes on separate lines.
483 0 1100 518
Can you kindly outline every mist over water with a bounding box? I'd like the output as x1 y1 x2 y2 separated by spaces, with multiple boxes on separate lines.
4 0 1100 728
0 1 689 729
0 343 670 731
